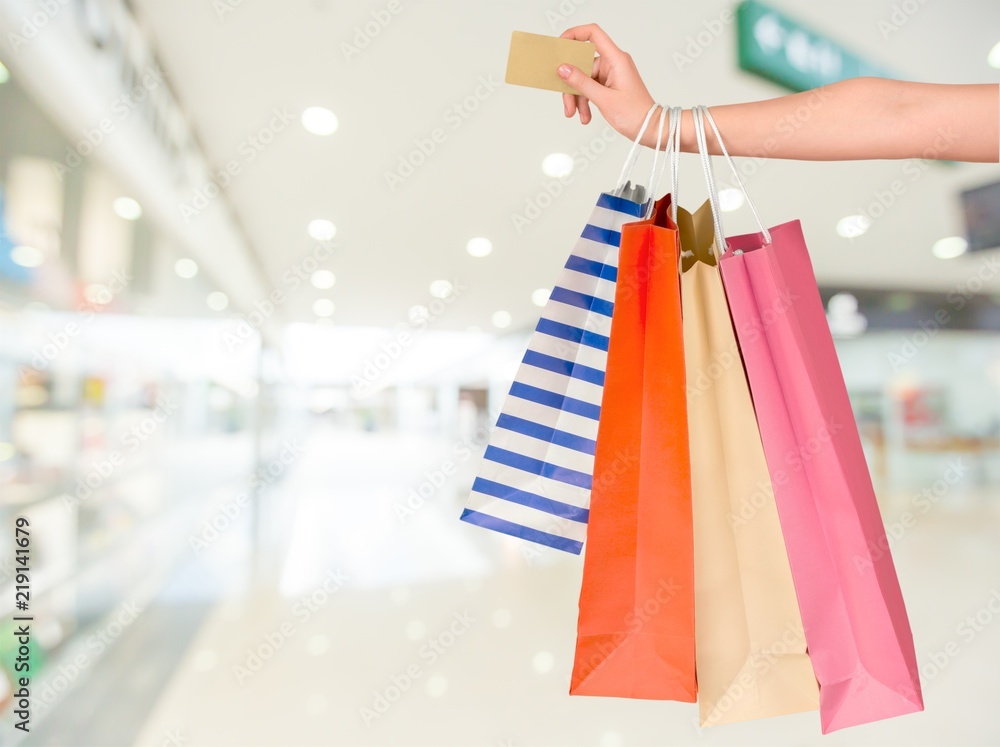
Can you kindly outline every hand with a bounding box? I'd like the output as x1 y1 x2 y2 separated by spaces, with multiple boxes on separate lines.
557 24 658 147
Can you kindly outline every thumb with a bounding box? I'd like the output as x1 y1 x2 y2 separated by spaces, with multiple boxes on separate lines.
557 64 606 104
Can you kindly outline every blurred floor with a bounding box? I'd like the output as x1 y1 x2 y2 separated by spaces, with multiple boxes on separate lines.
19 425 1000 747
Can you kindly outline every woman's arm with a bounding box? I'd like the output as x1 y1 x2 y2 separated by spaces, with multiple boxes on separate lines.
557 24 1000 163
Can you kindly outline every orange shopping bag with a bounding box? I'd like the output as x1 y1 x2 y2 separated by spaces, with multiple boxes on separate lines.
570 193 696 701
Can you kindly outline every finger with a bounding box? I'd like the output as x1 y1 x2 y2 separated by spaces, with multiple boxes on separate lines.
578 96 593 124
562 92 576 118
560 24 626 62
591 54 603 85
556 64 607 107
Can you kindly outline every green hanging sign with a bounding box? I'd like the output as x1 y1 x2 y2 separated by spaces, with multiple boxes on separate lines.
736 0 891 92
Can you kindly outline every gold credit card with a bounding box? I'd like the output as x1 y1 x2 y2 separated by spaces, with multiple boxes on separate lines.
505 31 595 94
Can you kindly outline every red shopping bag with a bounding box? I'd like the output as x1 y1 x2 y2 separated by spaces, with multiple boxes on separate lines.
570 194 696 701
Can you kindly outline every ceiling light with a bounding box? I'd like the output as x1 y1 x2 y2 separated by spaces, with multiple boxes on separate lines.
466 237 492 258
301 107 339 136
835 214 870 239
10 245 43 268
827 292 867 338
174 258 198 278
306 635 330 656
113 196 142 221
425 675 448 698
313 298 335 317
542 152 574 178
827 292 859 315
193 650 218 672
308 219 336 241
0 61 9 85
828 312 867 338
932 236 968 259
989 41 1000 69
532 651 555 674
408 305 429 324
404 620 427 641
718 188 744 212
491 310 512 329
311 270 335 289
207 291 229 311
531 288 550 307
429 279 453 299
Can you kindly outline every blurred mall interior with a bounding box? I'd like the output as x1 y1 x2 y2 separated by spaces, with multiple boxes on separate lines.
0 0 998 745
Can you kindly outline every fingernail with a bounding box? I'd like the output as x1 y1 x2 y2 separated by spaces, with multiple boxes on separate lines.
557 64 572 78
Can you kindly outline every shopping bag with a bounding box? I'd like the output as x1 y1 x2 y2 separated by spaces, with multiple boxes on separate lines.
460 105 668 554
695 106 923 732
683 109 819 725
571 106 697 698
679 198 819 723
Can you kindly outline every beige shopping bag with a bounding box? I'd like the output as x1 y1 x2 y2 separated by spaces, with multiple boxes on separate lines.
679 199 819 726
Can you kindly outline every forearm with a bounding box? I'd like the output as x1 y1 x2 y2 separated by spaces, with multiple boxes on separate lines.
655 78 999 163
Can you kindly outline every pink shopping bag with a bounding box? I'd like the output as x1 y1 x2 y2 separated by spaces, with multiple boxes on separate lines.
696 106 923 733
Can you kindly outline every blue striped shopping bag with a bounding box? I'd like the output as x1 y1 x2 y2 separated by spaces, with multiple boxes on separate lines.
459 104 674 554
459 192 646 554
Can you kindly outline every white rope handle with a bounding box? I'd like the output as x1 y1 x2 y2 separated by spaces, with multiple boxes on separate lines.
614 103 661 195
692 106 726 258
669 106 682 223
642 105 676 218
698 105 772 247
643 105 669 213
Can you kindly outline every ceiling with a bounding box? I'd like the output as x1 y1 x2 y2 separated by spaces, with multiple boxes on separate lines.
129 0 1000 332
